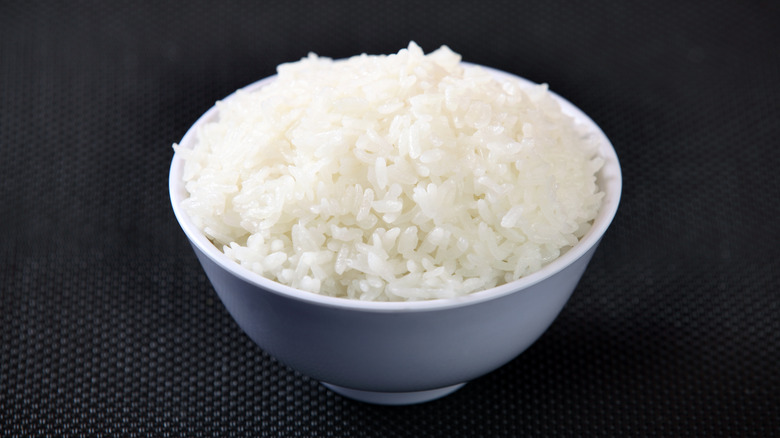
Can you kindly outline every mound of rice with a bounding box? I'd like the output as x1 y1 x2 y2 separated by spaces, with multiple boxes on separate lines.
174 42 604 301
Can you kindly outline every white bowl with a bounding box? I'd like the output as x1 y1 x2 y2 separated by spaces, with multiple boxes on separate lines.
169 65 622 405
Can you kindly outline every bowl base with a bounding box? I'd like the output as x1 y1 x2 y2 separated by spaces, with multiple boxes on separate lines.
321 382 466 405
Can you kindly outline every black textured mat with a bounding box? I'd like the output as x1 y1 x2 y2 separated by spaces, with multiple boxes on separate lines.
2 1 778 436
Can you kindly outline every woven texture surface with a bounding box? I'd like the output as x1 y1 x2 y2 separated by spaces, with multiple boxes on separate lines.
2 1 778 436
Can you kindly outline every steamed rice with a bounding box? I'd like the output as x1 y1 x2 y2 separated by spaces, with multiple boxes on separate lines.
174 42 604 301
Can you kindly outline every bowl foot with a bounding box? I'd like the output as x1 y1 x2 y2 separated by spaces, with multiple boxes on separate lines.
321 382 466 405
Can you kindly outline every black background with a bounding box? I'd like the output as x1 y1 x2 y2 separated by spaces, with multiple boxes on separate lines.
2 1 778 436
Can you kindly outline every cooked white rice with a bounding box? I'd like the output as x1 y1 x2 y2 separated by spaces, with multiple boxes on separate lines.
174 42 604 301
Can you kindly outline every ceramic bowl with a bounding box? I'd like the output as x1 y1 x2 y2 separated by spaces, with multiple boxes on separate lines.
169 65 622 405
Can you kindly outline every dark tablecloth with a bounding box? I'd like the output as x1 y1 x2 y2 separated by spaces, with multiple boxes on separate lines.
2 1 778 436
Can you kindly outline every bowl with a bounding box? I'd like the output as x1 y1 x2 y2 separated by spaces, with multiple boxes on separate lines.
169 65 622 405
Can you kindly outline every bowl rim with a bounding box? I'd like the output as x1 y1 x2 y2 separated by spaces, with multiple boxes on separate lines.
169 63 622 313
